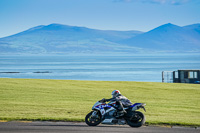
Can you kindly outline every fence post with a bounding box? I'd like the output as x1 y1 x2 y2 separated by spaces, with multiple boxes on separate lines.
162 71 164 82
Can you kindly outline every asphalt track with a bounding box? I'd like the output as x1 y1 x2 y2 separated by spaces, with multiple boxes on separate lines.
0 121 199 133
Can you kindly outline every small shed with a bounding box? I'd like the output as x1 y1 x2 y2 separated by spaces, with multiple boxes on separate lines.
173 70 200 84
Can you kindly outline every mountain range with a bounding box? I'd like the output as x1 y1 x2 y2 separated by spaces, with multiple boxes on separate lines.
0 23 200 54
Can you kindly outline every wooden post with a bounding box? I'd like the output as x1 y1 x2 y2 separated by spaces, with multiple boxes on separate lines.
162 71 164 82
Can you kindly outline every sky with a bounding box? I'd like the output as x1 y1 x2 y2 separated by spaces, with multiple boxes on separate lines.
0 0 200 38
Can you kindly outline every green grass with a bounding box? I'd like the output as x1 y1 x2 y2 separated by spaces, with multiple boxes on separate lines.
0 78 200 126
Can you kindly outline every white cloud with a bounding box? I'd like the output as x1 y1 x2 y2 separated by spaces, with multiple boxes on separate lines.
114 0 192 5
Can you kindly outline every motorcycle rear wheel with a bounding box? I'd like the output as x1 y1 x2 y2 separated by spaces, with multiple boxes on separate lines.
126 111 145 128
85 111 101 126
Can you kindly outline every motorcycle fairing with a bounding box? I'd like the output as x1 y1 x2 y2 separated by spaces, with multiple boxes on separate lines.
92 101 115 116
95 104 112 109
130 103 146 112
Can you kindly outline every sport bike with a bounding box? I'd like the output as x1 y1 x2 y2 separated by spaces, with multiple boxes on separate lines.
85 99 146 127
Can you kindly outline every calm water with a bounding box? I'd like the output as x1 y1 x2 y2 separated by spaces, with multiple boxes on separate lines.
0 54 200 82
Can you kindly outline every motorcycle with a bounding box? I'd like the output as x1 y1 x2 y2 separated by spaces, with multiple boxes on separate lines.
85 99 146 127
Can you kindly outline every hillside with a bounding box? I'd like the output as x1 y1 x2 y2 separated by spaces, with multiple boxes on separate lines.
0 24 143 54
0 23 200 54
121 23 200 52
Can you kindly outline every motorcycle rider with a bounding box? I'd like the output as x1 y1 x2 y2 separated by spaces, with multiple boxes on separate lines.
101 90 132 117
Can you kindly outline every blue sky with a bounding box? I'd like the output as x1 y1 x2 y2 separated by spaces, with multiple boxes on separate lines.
0 0 200 38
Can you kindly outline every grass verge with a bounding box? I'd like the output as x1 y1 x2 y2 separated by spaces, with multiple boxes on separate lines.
0 78 199 126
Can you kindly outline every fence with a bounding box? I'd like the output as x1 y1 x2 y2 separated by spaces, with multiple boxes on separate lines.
162 71 173 83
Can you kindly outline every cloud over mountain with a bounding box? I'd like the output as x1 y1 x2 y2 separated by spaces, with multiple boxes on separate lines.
114 0 192 5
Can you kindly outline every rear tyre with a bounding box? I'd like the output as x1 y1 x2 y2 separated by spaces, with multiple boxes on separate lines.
85 111 101 126
126 111 145 128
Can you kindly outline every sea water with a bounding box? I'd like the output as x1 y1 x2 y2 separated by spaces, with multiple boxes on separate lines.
0 54 200 82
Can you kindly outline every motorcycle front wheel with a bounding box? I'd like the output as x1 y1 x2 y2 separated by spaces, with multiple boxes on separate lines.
126 111 145 128
85 111 101 126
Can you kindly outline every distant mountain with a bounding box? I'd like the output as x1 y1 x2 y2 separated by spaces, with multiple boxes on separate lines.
183 23 200 33
121 23 200 52
0 24 143 54
0 23 200 54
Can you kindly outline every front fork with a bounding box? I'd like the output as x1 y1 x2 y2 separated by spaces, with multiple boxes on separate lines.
92 111 97 117
91 110 100 119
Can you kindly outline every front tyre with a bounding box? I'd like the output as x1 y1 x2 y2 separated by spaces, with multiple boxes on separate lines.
85 111 101 126
126 111 145 128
